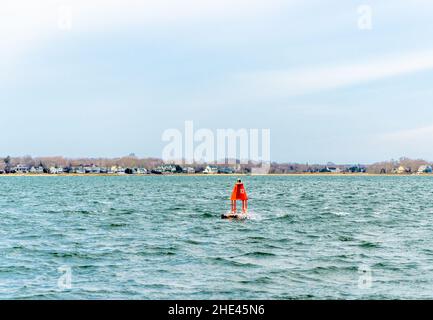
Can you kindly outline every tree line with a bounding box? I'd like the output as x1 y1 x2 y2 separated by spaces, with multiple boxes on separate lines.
0 155 431 174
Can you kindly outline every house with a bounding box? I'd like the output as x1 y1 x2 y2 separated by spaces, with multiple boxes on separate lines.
155 164 179 173
84 164 101 173
81 165 98 173
394 166 412 174
203 165 219 174
418 165 433 174
15 164 29 173
125 168 135 174
49 167 58 174
182 167 195 174
164 164 177 173
75 166 85 174
218 167 234 174
347 165 366 173
29 166 44 174
396 166 408 174
91 165 100 174
62 166 72 173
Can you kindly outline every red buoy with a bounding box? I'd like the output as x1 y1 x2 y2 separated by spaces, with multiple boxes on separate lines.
230 179 248 213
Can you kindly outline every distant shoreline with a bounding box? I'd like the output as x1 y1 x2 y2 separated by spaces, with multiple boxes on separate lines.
0 173 431 177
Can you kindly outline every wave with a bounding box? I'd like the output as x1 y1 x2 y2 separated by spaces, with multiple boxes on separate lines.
201 212 213 218
245 235 267 241
184 239 204 245
207 256 258 268
338 235 353 242
358 241 380 248
310 265 358 274
275 214 295 221
109 223 128 227
239 251 277 258
332 211 350 216
238 276 273 284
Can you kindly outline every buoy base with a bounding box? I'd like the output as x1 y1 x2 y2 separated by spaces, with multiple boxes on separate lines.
221 212 248 220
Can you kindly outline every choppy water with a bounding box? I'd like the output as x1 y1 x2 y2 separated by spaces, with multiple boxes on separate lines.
1 175 433 299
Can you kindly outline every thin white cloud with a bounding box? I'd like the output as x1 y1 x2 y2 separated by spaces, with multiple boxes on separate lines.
235 50 433 97
0 0 291 79
381 125 433 144
0 0 289 43
377 125 433 159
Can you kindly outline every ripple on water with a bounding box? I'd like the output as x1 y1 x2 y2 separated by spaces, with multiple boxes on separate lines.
358 241 380 249
207 256 259 268
1 175 433 299
238 251 277 258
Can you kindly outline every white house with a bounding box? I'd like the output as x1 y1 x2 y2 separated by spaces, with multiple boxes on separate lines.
183 167 195 174
203 165 218 174
396 166 407 174
136 168 148 174
29 166 44 174
15 165 29 173
418 165 433 174
326 167 341 173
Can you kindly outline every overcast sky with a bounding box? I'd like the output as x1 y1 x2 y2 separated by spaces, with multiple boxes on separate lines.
1 0 433 163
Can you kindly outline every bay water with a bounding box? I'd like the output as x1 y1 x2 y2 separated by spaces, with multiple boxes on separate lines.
1 175 432 299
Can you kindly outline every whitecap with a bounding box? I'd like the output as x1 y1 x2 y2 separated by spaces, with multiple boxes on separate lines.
333 211 350 216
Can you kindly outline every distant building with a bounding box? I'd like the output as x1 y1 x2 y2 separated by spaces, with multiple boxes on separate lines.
319 166 341 173
29 166 44 174
347 165 366 173
396 166 408 174
74 166 85 174
156 164 180 173
183 167 195 174
203 165 218 174
100 167 108 174
15 164 29 173
218 167 234 174
91 166 101 174
418 165 432 174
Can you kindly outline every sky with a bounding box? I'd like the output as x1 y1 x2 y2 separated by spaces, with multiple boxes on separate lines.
1 0 433 164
